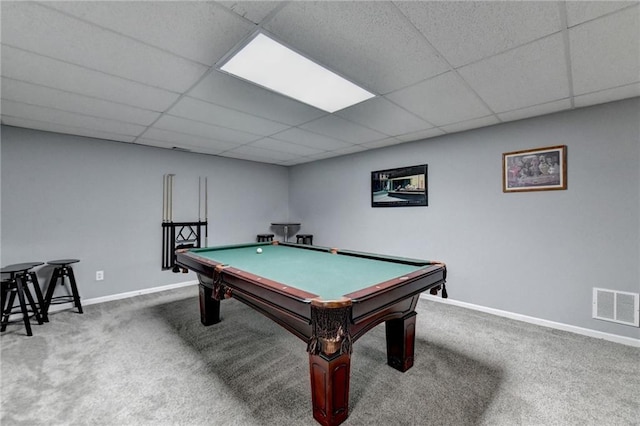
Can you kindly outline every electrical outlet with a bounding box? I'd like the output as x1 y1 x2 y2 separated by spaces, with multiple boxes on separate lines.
96 270 104 281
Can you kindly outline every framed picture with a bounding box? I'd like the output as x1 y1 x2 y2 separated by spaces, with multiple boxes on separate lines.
503 145 567 192
371 164 428 207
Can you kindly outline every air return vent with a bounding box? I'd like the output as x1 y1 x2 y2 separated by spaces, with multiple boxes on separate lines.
592 288 639 326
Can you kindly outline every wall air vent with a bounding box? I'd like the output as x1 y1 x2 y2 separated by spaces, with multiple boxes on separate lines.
592 288 639 327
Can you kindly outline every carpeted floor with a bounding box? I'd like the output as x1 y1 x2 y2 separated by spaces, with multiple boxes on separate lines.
1 285 638 425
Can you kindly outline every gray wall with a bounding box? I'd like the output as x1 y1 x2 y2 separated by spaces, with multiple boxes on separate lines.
1 99 638 340
289 98 640 340
1 126 289 299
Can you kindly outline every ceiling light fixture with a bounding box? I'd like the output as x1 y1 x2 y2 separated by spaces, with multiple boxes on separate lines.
219 32 375 113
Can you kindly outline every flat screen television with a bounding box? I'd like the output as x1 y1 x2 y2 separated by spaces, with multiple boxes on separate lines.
371 164 428 207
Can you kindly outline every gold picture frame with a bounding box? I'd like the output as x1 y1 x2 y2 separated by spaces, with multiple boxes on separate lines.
503 145 567 192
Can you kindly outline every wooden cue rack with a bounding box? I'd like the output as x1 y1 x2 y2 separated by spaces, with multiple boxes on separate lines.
162 174 208 272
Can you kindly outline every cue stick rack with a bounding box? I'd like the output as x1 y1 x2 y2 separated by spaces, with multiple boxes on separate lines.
162 174 208 272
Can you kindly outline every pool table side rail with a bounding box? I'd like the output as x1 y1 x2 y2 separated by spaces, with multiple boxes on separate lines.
348 264 446 337
176 247 320 300
282 242 443 266
176 248 317 341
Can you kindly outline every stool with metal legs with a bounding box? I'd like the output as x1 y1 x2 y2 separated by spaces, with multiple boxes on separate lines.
43 259 82 316
1 264 44 336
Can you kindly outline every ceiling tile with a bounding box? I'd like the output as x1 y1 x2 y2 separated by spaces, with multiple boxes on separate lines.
395 1 561 67
328 145 371 156
569 7 640 96
565 1 636 27
303 148 364 162
217 1 283 25
2 116 136 143
279 158 312 167
441 115 501 134
574 83 640 108
336 97 432 136
359 137 404 149
139 127 242 151
222 145 298 163
249 138 326 156
2 99 146 136
1 2 208 92
458 34 569 113
271 128 354 151
153 115 260 144
1 45 179 111
299 115 387 144
188 71 326 126
498 99 573 122
44 2 253 66
218 150 277 164
265 1 448 94
0 1 636 166
167 97 289 136
136 138 233 156
386 71 493 126
395 128 445 143
1 77 160 126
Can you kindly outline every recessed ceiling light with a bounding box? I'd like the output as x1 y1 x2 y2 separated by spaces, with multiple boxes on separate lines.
219 32 375 113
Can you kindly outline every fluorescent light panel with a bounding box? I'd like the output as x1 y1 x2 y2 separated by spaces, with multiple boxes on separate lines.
220 33 375 113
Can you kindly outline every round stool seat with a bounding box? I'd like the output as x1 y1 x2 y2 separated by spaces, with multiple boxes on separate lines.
2 262 44 272
1 265 32 274
47 259 80 266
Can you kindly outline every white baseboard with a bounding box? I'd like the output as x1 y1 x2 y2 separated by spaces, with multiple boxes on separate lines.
420 294 640 348
16 280 639 348
47 280 198 314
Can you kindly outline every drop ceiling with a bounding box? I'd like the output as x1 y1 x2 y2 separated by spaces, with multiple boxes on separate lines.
1 1 638 166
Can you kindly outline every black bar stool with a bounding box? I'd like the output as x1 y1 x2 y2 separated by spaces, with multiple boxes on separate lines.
257 234 274 242
296 234 314 245
43 259 82 315
16 262 48 322
1 263 45 336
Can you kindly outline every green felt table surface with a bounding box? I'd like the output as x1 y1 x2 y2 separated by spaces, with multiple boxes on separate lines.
189 243 429 300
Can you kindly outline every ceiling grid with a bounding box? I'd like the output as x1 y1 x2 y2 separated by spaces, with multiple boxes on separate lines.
1 1 638 165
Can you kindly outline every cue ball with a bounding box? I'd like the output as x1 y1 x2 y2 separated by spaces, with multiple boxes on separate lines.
257 248 263 254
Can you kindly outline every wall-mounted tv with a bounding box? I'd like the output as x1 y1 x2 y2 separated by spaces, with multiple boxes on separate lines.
371 164 428 207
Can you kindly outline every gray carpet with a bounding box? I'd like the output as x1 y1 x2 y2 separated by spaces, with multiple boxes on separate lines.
1 285 638 425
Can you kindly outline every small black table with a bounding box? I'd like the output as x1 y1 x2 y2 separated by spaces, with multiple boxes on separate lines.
271 222 301 242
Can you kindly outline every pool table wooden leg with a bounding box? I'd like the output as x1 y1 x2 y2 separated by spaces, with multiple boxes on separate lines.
309 351 351 426
385 311 417 372
199 284 220 325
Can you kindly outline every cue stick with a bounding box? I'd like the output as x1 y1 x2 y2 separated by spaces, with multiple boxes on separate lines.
198 176 201 221
168 174 175 222
205 177 208 245
163 174 168 222
162 174 166 222
172 174 175 222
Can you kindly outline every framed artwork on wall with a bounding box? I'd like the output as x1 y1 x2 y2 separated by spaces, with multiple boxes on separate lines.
371 164 428 207
503 145 567 193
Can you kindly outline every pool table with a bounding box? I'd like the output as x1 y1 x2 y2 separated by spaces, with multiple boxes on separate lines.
176 242 447 426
